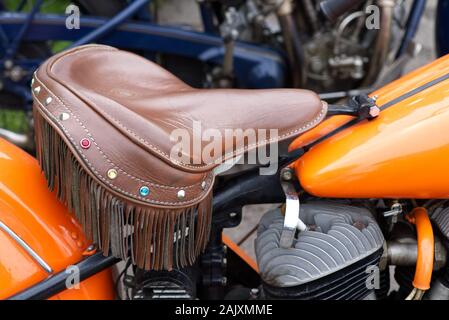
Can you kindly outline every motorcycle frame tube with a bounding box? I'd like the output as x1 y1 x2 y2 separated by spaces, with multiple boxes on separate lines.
8 253 119 300
0 12 286 97
198 1 219 35
0 0 428 104
48 267 115 300
2 0 43 60
436 0 449 57
396 0 427 59
222 234 258 273
9 227 263 300
68 0 150 48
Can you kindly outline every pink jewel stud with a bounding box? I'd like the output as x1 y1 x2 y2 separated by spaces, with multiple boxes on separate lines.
80 138 91 149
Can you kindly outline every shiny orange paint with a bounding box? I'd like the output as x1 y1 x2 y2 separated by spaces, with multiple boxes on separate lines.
0 138 114 299
288 115 354 151
290 54 449 152
406 208 434 291
292 54 449 199
222 234 258 273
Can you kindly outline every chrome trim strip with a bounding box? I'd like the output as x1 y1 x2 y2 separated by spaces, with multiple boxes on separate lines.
0 219 53 274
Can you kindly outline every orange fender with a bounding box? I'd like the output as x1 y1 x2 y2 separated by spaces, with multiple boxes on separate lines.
0 138 114 299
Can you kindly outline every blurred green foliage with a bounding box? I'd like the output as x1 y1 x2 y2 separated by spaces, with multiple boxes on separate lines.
3 0 71 13
0 110 29 133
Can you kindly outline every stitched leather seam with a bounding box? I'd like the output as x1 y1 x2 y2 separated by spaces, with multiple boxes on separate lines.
82 95 326 169
50 46 327 170
35 75 207 190
101 104 326 169
33 79 212 206
50 47 188 167
76 90 326 169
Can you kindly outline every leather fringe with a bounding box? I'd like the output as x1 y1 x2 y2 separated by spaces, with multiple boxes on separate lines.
33 107 212 271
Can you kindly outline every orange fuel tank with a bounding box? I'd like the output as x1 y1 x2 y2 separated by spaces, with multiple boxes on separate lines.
0 138 114 299
293 54 449 199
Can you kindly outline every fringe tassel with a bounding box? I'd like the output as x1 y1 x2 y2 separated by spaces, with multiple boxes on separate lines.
33 107 212 271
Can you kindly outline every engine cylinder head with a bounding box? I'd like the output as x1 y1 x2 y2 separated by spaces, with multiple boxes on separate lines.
255 202 385 299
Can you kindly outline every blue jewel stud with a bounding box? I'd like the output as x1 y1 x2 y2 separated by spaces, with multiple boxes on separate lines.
139 186 150 197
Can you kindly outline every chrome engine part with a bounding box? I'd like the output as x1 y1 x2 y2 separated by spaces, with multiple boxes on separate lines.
299 0 404 92
255 202 385 299
129 268 196 300
214 0 407 92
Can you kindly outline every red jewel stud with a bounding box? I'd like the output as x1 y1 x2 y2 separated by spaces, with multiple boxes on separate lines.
80 138 91 149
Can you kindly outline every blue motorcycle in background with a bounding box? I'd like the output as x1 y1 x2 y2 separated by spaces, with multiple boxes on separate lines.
437 0 449 56
0 0 444 150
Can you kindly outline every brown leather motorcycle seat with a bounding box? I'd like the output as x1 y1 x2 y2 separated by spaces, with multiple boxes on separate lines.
31 45 327 270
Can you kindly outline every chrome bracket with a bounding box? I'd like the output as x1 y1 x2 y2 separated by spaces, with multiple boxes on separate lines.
383 203 403 218
279 177 307 249
383 202 403 227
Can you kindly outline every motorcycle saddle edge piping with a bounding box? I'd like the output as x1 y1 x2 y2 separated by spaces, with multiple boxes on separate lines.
31 44 327 270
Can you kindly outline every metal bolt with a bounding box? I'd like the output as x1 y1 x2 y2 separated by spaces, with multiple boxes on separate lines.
177 189 186 199
250 288 259 299
124 275 135 287
201 181 207 190
281 168 294 181
86 244 96 251
4 60 13 69
45 97 52 106
59 112 70 121
369 106 380 118
33 86 41 95
221 276 227 286
82 243 97 256
230 29 239 40
107 169 118 180
383 203 402 217
10 66 24 82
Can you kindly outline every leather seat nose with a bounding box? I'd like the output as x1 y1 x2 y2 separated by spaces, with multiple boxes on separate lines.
47 45 327 172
